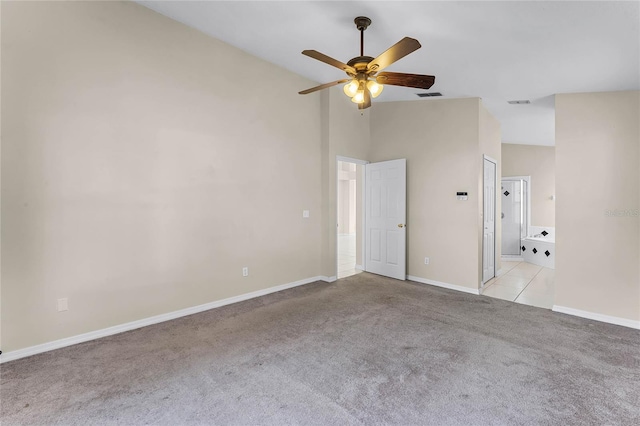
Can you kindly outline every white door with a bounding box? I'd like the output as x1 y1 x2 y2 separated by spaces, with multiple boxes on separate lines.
482 157 496 283
365 159 406 280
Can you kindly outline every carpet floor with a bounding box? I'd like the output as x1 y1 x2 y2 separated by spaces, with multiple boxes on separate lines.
2 273 639 425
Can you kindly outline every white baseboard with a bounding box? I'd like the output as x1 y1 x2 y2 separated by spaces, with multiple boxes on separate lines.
552 305 640 330
1 276 327 364
355 264 364 271
321 275 337 283
407 275 480 295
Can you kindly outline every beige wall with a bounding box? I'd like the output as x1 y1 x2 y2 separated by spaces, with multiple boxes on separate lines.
370 98 500 290
502 144 556 227
1 1 505 354
320 87 370 278
479 106 502 275
555 90 639 322
1 1 325 352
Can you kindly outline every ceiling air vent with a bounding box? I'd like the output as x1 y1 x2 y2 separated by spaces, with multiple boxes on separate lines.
507 100 531 104
416 92 442 98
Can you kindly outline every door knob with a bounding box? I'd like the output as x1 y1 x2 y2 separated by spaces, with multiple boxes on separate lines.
398 224 405 228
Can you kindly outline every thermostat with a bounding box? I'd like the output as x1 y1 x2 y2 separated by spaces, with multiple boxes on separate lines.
456 191 468 201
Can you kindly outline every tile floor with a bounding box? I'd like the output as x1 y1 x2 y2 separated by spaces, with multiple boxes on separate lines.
482 260 555 309
337 234 361 279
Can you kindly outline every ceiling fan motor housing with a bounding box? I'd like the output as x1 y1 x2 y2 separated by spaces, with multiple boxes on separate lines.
354 16 372 31
347 56 375 74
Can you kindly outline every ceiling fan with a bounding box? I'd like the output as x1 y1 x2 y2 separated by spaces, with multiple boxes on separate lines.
298 16 436 109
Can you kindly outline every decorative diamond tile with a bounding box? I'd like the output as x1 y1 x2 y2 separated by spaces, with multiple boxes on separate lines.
541 230 548 236
545 250 551 257
532 248 538 254
503 191 510 196
521 246 526 252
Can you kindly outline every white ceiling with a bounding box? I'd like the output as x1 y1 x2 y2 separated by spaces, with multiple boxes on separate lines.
138 1 639 146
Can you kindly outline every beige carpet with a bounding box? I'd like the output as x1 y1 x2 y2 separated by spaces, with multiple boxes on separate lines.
2 272 639 425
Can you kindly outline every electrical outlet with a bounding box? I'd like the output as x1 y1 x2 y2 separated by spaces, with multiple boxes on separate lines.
424 257 430 265
242 267 249 277
57 298 68 312
302 210 310 218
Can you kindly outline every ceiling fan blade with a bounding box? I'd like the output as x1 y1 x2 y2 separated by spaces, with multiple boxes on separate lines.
299 79 350 95
302 50 356 74
358 88 372 110
367 37 421 73
376 72 435 89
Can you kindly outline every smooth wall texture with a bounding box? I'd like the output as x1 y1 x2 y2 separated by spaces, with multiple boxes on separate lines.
502 143 556 227
370 98 488 290
479 106 502 276
555 90 639 322
320 87 370 278
1 1 324 352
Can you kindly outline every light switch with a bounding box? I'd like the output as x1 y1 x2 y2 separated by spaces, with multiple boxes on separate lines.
302 210 310 218
57 298 68 312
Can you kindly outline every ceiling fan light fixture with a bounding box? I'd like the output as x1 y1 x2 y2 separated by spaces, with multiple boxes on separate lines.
366 80 383 98
299 16 434 110
351 91 365 104
343 80 359 97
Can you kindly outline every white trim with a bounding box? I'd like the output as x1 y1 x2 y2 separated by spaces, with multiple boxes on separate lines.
483 154 498 164
552 305 640 330
0 276 327 364
321 275 337 283
482 155 497 285
407 275 480 295
355 264 364 271
336 156 369 166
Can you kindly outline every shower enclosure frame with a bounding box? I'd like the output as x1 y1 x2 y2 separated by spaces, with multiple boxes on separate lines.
501 175 531 259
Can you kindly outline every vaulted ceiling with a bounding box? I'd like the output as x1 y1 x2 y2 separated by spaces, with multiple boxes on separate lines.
139 1 639 146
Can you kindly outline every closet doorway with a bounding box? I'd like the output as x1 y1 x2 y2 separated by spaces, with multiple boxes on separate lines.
337 158 366 279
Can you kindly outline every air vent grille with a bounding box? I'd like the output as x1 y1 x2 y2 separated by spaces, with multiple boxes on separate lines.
507 100 531 104
417 92 442 98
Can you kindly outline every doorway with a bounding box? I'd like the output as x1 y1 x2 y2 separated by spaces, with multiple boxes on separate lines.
336 157 407 281
337 158 365 279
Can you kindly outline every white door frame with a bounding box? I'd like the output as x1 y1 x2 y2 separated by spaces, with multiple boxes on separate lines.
482 155 497 286
336 156 369 278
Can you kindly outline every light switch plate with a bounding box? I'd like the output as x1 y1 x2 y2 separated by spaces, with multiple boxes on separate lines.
302 210 310 218
57 298 68 312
